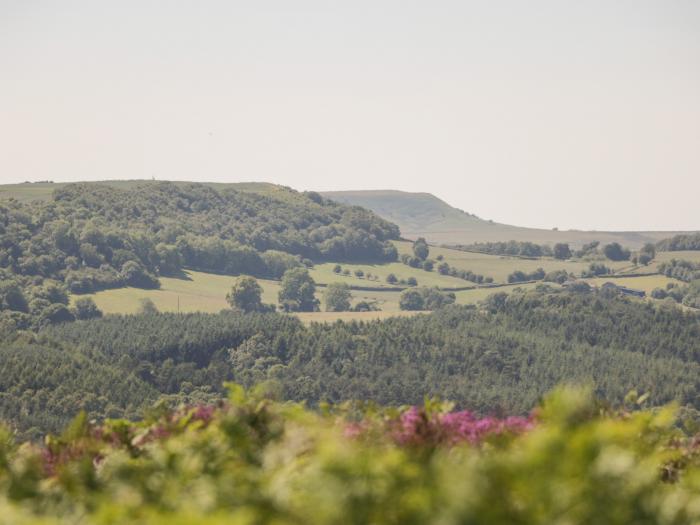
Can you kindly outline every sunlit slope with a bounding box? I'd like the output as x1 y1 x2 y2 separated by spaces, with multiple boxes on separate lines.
323 190 689 249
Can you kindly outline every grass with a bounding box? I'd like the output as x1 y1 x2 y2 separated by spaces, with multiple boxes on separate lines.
393 241 631 284
453 282 548 304
70 270 281 314
309 261 467 289
655 251 700 264
70 269 420 321
66 245 700 321
589 274 683 294
72 267 564 323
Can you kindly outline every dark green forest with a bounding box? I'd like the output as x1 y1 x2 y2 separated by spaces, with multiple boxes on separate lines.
2 286 699 439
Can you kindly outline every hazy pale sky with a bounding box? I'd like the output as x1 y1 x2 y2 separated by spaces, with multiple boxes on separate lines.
1 1 699 230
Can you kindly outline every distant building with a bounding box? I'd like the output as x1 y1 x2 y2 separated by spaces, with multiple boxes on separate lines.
600 282 646 298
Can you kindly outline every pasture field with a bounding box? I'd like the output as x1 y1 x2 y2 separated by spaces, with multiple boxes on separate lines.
613 251 700 276
69 251 695 320
70 269 412 319
393 241 630 283
453 282 548 304
655 251 700 264
70 270 281 314
309 261 467 289
589 274 684 294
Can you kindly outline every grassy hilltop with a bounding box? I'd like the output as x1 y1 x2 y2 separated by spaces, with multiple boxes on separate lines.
2 181 688 249
322 189 689 248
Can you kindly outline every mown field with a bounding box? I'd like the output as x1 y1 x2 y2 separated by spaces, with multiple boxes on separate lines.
309 260 467 289
70 244 697 321
70 270 422 320
453 282 547 304
393 240 631 282
589 274 681 294
70 269 555 321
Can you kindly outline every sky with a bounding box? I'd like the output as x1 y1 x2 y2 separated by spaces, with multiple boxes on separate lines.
1 1 699 231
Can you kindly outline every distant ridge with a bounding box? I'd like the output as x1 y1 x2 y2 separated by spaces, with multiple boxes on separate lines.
322 189 692 249
1 182 691 249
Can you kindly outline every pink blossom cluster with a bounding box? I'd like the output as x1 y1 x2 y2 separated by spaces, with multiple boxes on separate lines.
390 407 534 447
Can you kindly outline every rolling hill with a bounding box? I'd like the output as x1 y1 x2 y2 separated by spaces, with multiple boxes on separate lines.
3 182 692 249
322 189 691 249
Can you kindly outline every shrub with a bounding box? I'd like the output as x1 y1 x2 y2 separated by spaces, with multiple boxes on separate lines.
1 386 700 524
603 242 631 261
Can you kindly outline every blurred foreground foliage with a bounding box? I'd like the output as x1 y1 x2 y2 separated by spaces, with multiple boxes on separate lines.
2 385 700 524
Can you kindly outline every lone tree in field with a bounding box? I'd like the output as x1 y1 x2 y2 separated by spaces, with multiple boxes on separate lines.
603 242 631 262
638 243 656 265
324 282 352 312
279 267 319 312
553 243 572 260
226 276 264 313
412 237 429 260
399 289 424 311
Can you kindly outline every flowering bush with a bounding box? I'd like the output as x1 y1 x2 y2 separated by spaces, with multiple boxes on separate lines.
1 385 700 524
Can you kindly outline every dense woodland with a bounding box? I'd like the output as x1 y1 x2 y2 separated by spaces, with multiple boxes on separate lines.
0 182 399 328
2 286 699 438
658 233 700 251
0 182 399 294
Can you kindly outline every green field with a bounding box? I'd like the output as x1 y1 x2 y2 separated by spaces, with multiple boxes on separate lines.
394 241 631 283
71 270 425 320
655 251 700 264
309 261 467 289
70 270 279 314
589 274 683 294
71 268 570 322
453 282 548 304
